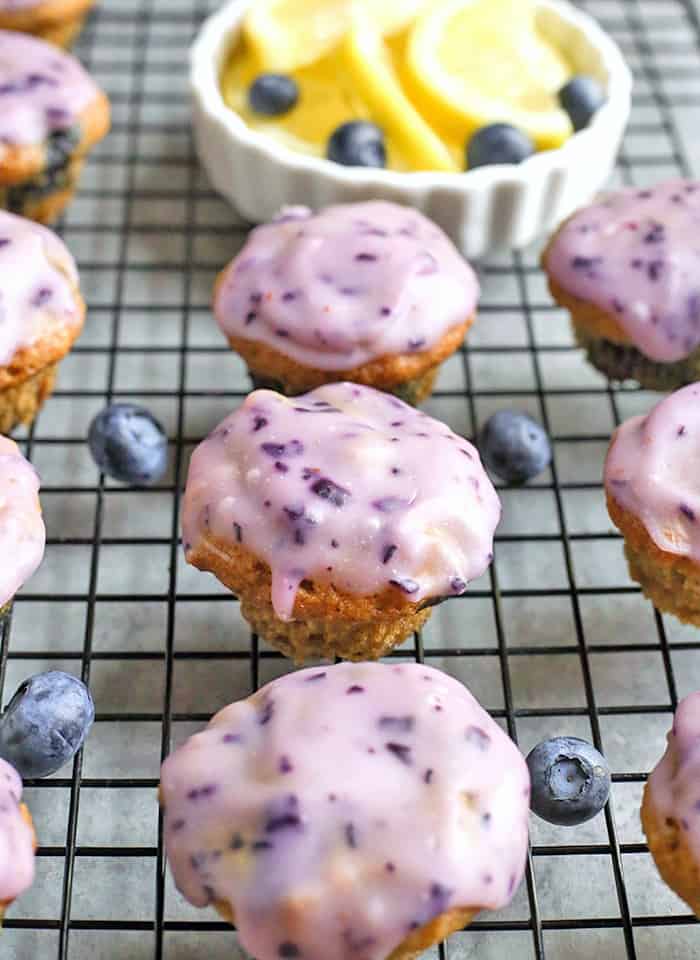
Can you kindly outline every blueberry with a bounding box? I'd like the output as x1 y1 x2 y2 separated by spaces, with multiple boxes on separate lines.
526 737 611 826
44 125 81 177
248 74 299 116
88 403 168 485
0 671 95 778
327 121 386 168
478 410 551 485
558 76 606 132
466 123 534 169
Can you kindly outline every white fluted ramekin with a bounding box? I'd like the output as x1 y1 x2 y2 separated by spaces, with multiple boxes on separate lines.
190 0 632 259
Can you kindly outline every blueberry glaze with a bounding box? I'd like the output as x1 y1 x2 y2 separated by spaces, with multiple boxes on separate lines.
545 179 700 362
0 31 100 146
181 383 500 621
160 662 531 960
605 383 700 561
213 201 478 371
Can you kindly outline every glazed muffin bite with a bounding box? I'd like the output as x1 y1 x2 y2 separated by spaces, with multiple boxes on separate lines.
604 383 700 625
0 0 95 47
543 179 700 390
182 382 500 662
214 201 479 405
0 757 36 922
160 661 531 960
0 435 45 617
0 211 85 432
642 691 700 915
0 30 110 223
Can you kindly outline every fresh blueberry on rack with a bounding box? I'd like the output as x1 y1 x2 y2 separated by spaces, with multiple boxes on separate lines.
0 671 95 778
558 76 606 132
526 737 611 826
327 121 386 168
478 410 551 485
248 74 299 116
466 123 534 169
88 403 168 485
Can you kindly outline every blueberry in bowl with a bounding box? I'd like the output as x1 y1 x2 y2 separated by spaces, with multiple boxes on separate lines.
327 121 387 168
0 671 95 778
558 75 606 132
248 73 299 116
466 123 535 169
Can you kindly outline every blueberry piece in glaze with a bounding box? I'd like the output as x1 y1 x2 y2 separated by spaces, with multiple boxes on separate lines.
327 122 386 168
558 75 606 132
277 943 302 958
526 736 611 826
310 476 350 508
0 671 94 778
248 74 299 116
88 403 168 485
389 577 420 594
478 410 551 485
466 124 534 169
385 742 412 765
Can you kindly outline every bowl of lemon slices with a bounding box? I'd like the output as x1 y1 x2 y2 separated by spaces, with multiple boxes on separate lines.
190 0 631 257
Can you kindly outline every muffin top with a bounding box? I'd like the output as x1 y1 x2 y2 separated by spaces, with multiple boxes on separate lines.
0 30 101 146
0 757 35 904
214 201 479 371
0 435 45 607
182 382 500 620
545 179 700 362
647 691 700 862
160 661 531 960
0 211 82 366
604 383 700 560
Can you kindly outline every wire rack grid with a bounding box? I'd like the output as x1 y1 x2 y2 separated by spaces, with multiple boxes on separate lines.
2 0 700 957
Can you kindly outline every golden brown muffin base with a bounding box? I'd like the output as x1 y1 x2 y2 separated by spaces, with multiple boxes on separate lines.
0 93 110 225
641 779 700 915
0 257 85 431
0 363 58 434
250 362 440 407
0 0 93 46
607 495 700 626
0 803 37 923
187 533 433 663
213 897 477 960
226 316 470 398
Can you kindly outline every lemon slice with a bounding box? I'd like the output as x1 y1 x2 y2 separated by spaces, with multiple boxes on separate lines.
244 0 431 73
405 0 572 152
342 11 458 173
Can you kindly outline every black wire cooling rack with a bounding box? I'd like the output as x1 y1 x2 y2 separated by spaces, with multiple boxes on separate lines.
2 0 700 957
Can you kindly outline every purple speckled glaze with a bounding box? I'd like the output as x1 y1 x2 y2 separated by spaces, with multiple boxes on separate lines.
0 211 80 366
181 382 500 621
546 179 700 362
0 30 99 146
647 691 700 864
0 757 34 905
0 435 45 607
605 383 700 560
214 201 479 370
160 662 530 960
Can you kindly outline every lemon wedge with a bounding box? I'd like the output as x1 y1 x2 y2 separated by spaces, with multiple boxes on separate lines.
244 0 431 73
405 0 573 152
342 11 458 173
